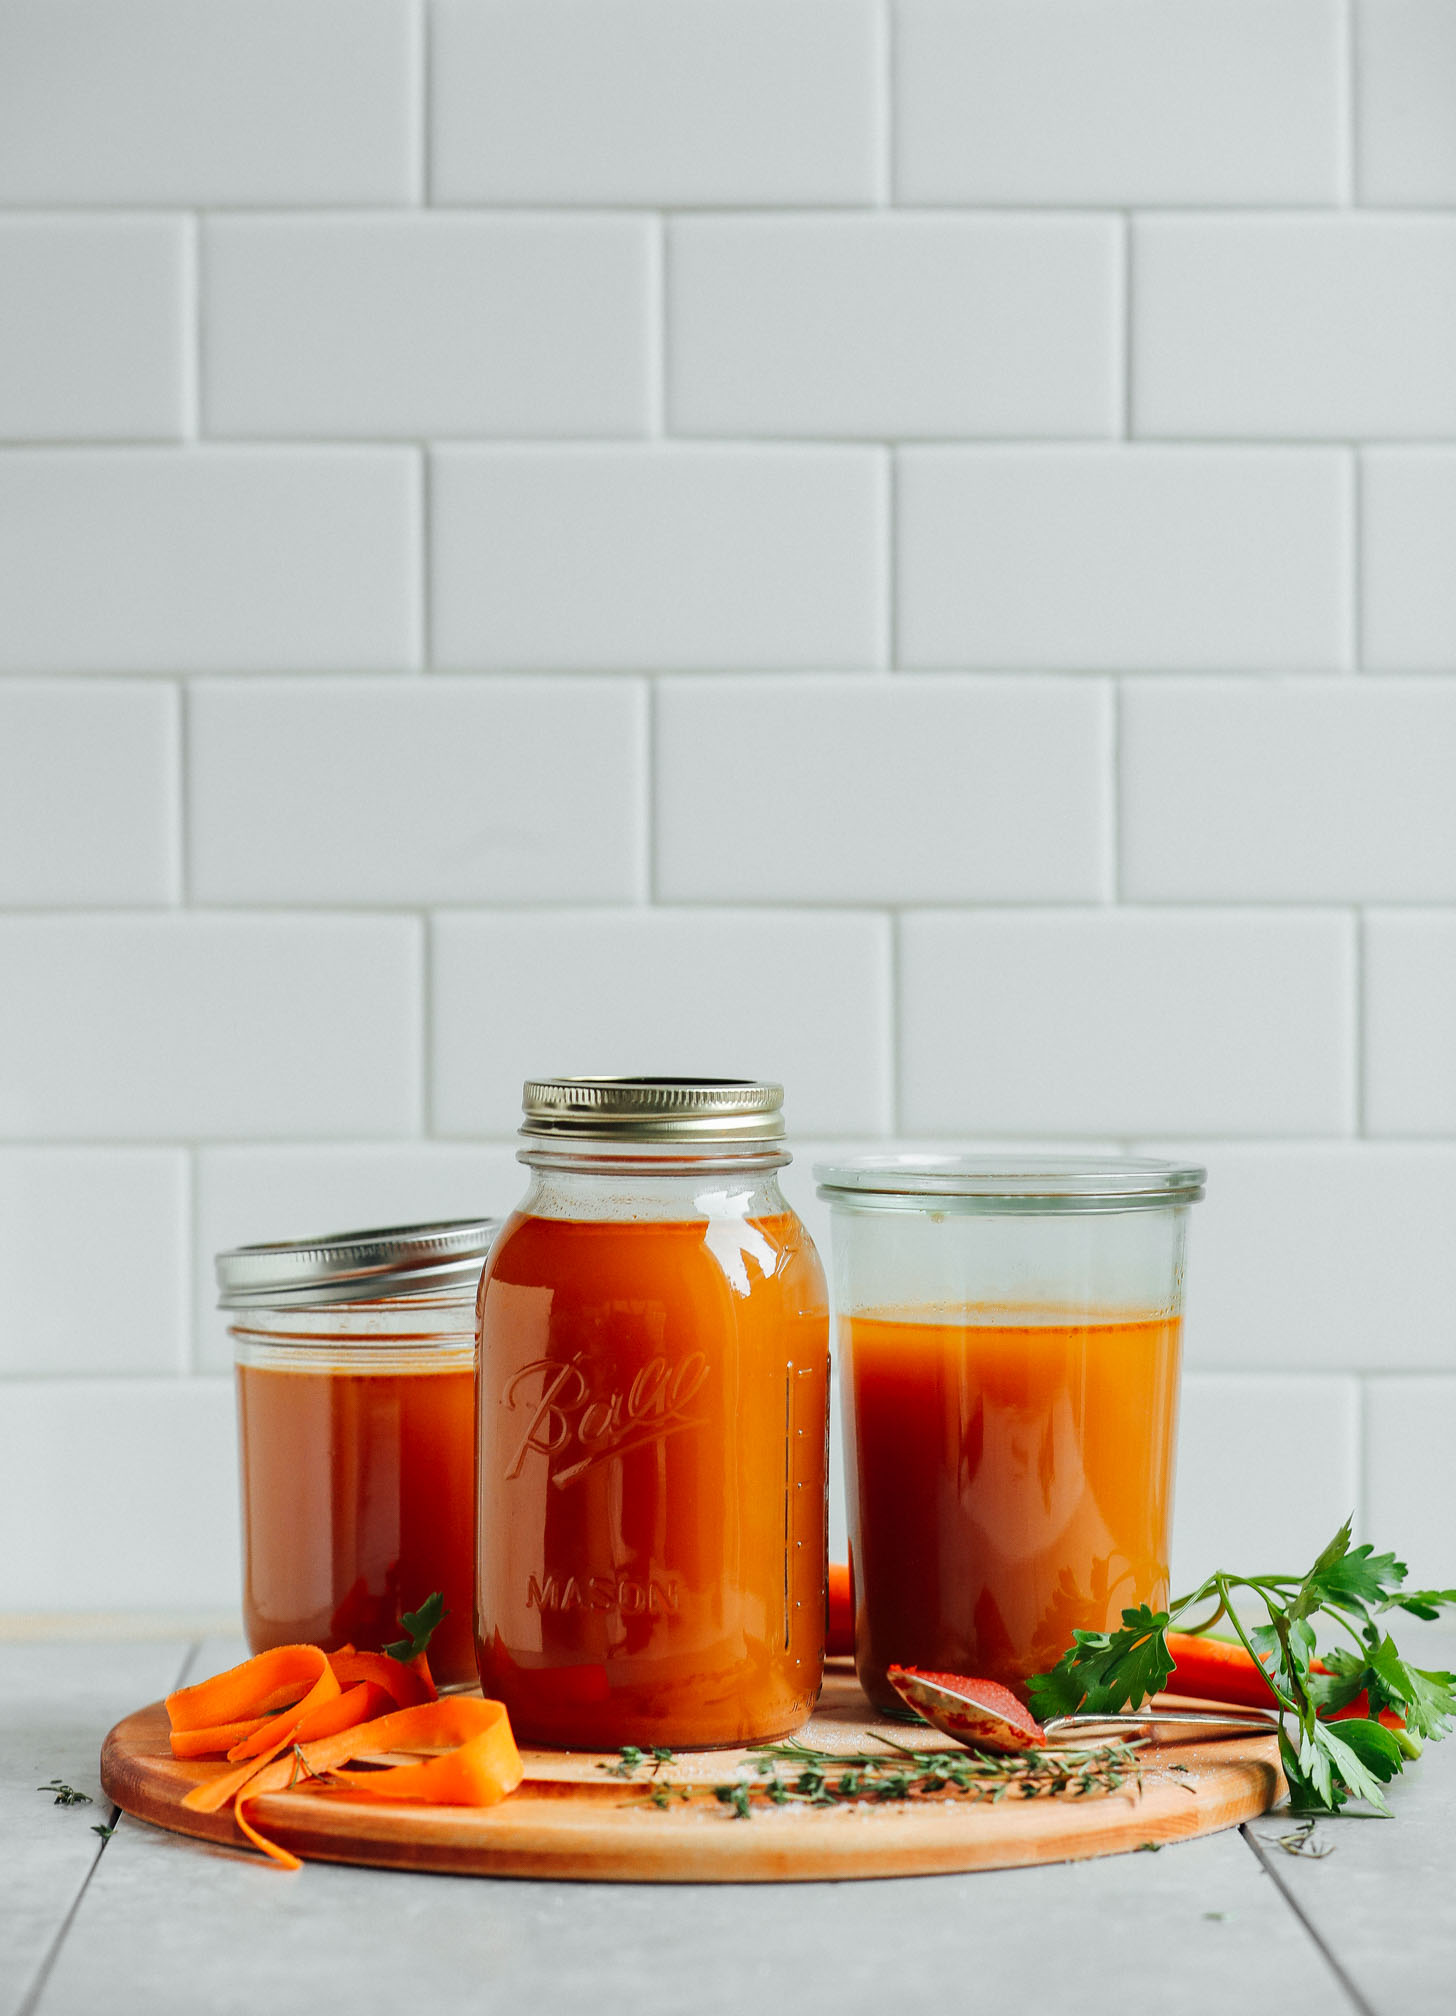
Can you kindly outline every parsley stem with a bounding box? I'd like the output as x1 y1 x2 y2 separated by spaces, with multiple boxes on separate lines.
1215 1574 1300 1717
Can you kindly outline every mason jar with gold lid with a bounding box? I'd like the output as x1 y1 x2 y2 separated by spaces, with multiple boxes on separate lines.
476 1078 829 1750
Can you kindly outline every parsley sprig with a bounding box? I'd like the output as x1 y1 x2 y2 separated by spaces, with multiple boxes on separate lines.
383 1590 447 1664
1027 1519 1456 1816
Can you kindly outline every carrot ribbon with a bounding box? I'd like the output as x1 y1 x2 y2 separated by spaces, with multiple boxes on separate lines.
165 1645 522 1870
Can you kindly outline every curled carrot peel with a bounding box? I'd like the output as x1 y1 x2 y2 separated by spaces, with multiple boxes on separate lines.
327 1647 436 1710
165 1646 521 1870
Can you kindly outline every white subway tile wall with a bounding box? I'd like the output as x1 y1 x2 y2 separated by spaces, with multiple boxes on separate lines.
1 0 1452 1610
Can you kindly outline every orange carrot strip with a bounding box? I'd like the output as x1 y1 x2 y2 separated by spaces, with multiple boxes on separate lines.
292 1681 394 1743
166 1646 339 1777
327 1649 436 1709
168 1646 341 1763
232 1698 523 1868
181 1682 390 1816
226 1661 347 1760
166 1645 336 1734
169 1718 271 1760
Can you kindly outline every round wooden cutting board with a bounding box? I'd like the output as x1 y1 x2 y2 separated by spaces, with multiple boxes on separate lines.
101 1666 1284 1883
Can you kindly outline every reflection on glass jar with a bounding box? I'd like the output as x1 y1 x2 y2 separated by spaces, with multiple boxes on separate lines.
477 1078 829 1751
816 1159 1204 1713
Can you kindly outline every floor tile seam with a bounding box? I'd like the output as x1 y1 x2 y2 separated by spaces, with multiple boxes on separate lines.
1238 1820 1378 2016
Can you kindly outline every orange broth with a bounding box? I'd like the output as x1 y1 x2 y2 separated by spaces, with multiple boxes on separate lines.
236 1361 476 1688
842 1308 1181 1711
476 1211 829 1749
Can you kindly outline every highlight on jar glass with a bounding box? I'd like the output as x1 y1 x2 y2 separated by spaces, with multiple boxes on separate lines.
815 1158 1205 1716
217 1220 498 1691
476 1077 830 1751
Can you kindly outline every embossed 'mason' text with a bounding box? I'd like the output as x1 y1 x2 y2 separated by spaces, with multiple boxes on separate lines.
526 1574 680 1615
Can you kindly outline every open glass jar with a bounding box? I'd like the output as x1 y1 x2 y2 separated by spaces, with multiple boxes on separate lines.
476 1077 829 1750
815 1157 1205 1713
218 1220 497 1690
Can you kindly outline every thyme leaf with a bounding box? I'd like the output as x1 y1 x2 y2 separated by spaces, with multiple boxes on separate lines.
38 1780 91 1807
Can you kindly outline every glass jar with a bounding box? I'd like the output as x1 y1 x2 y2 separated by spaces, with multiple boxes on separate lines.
476 1078 829 1750
218 1220 498 1690
815 1157 1204 1714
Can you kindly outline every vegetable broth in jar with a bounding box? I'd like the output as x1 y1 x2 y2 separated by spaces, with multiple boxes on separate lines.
476 1079 830 1750
219 1221 497 1690
816 1159 1203 1713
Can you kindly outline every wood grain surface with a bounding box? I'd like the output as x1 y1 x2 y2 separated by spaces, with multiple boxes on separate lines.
100 1666 1285 1884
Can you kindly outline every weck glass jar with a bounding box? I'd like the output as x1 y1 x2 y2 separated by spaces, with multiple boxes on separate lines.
218 1219 498 1690
476 1077 829 1750
815 1157 1205 1714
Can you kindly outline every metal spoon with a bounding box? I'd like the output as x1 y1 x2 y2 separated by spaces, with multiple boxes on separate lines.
886 1664 1277 1756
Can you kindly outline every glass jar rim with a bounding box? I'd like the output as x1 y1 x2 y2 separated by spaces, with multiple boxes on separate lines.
814 1155 1206 1214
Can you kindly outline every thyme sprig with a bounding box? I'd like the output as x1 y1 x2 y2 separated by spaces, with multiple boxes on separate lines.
38 1779 92 1807
725 1737 1143 1815
602 1736 1142 1817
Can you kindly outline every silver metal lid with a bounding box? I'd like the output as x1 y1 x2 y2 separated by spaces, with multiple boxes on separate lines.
519 1077 785 1144
814 1155 1206 1214
215 1218 499 1309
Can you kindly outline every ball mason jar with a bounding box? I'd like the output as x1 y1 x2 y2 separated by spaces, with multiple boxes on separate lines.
476 1077 830 1750
814 1157 1205 1714
218 1220 498 1690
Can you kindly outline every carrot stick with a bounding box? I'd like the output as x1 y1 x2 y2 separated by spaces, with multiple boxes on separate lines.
1164 1630 1282 1709
826 1562 853 1657
1165 1630 1405 1728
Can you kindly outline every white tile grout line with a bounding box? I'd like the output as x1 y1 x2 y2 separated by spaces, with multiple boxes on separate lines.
886 908 902 1133
883 445 897 669
420 909 434 1138
1119 211 1133 440
181 1144 200 1376
1353 905 1367 1139
644 676 659 904
1347 1370 1363 1540
173 678 190 906
180 211 201 440
418 443 432 670
1339 0 1358 209
648 214 667 438
1107 677 1122 905
877 0 895 207
415 0 431 207
1349 447 1364 671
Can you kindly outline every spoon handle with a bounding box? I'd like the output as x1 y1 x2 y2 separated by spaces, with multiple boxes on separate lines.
1044 1708 1276 1744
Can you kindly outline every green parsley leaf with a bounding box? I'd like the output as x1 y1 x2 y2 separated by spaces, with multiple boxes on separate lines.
383 1590 447 1664
1381 1587 1456 1622
1311 1721 1396 1815
1364 1635 1456 1741
1025 1604 1173 1718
